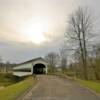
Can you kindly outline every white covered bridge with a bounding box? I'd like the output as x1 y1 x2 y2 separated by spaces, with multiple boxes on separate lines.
13 57 48 77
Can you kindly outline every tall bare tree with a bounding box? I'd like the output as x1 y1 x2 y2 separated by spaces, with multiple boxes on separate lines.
66 7 93 79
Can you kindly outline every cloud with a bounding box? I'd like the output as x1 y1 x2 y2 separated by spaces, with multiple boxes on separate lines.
0 0 100 63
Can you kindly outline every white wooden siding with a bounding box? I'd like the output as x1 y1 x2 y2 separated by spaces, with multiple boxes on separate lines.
13 58 48 76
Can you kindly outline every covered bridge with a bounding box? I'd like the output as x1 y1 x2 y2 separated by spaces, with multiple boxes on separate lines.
13 57 48 77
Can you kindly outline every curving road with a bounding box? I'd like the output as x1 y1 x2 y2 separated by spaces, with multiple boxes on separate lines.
19 75 100 100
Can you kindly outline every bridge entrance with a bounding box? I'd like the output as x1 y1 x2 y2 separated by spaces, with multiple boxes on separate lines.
33 64 46 74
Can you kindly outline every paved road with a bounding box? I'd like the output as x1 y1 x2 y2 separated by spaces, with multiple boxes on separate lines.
20 75 100 100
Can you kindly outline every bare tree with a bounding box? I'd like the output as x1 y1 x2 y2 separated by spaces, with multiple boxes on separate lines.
6 61 12 73
45 52 59 72
59 45 67 72
66 7 93 79
90 44 100 80
0 56 3 72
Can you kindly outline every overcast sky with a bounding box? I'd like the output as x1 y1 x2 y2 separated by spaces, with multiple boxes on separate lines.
0 0 100 63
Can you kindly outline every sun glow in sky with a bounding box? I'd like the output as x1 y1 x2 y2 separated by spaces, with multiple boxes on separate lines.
20 18 50 44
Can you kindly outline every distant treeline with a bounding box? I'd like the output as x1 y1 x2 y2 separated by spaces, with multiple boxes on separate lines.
0 62 17 73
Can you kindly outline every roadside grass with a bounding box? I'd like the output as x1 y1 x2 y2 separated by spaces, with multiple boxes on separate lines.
0 76 37 100
76 79 100 93
0 73 24 86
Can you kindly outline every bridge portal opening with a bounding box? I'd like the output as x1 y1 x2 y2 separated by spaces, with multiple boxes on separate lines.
33 64 46 74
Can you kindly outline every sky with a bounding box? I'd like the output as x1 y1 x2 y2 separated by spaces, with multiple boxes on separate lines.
0 0 100 63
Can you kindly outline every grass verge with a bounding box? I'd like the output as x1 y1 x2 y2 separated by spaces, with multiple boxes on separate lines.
77 79 100 93
0 73 24 86
0 76 37 100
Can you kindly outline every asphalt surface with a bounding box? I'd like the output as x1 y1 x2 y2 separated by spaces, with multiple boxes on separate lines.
19 75 100 100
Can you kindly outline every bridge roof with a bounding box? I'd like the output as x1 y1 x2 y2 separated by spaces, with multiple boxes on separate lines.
15 57 47 67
